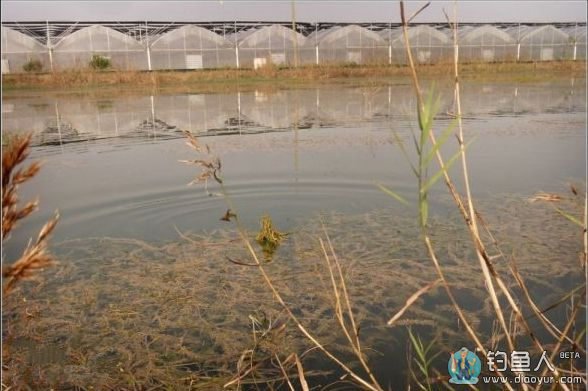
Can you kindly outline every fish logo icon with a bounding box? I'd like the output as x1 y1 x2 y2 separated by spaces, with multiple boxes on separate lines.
448 347 481 384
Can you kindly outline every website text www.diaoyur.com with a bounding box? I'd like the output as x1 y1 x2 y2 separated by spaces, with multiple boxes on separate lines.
482 374 584 385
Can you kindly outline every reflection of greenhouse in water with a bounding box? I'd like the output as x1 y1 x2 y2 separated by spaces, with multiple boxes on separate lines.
460 84 517 115
154 94 236 133
239 90 313 129
511 83 582 114
2 82 584 146
1 22 585 72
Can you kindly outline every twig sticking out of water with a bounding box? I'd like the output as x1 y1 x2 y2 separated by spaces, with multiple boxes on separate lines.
180 130 223 197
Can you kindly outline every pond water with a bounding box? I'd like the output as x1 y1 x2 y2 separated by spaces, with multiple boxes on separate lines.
2 78 586 389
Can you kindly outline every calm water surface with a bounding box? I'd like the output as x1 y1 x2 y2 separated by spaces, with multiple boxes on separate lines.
2 79 586 388
4 80 585 256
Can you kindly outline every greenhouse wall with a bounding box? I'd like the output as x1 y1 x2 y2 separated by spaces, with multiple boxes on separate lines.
563 26 587 60
53 25 148 70
458 25 517 63
235 24 306 68
508 25 573 61
390 25 452 64
150 25 236 70
1 26 51 73
1 22 585 73
305 25 389 65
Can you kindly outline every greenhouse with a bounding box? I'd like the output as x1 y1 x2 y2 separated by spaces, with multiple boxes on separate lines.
390 25 452 64
563 25 587 60
53 25 148 70
377 28 402 41
1 22 584 72
507 25 572 61
235 24 306 68
304 25 388 65
458 25 517 63
149 25 235 70
1 26 50 73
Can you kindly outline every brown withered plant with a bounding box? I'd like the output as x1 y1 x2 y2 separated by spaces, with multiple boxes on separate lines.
179 130 223 196
2 133 59 295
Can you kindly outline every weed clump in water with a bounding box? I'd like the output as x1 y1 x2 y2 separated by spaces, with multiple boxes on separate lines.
256 214 288 259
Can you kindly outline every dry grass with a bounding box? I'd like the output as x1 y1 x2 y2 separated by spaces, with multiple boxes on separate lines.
2 61 585 92
391 2 587 390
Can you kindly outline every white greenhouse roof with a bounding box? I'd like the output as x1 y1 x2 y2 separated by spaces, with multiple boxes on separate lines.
150 25 231 48
390 25 451 46
520 25 569 42
316 25 384 46
54 25 144 51
237 24 305 48
1 26 47 53
460 25 514 44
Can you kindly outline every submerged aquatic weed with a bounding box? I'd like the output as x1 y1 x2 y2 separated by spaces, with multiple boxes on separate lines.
2 202 584 389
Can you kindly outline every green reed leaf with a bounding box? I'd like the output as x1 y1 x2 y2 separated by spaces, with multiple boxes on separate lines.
377 183 410 205
421 139 474 194
423 119 457 168
555 208 584 227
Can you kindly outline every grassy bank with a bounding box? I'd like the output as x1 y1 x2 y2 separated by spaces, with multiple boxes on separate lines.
2 61 586 94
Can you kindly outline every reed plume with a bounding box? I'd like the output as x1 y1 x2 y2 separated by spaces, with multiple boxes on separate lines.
2 133 59 295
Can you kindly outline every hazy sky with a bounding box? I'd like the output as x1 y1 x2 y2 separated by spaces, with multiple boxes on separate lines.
2 1 586 23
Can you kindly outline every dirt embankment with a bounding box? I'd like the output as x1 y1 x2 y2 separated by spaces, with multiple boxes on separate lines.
2 61 585 94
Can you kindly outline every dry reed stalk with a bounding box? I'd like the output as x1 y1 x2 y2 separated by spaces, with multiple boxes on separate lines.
319 232 382 389
538 296 584 391
2 133 59 295
292 353 310 391
443 3 517 357
274 354 296 391
398 3 511 380
476 207 586 354
398 2 584 390
234 231 383 391
387 278 441 326
182 130 383 391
